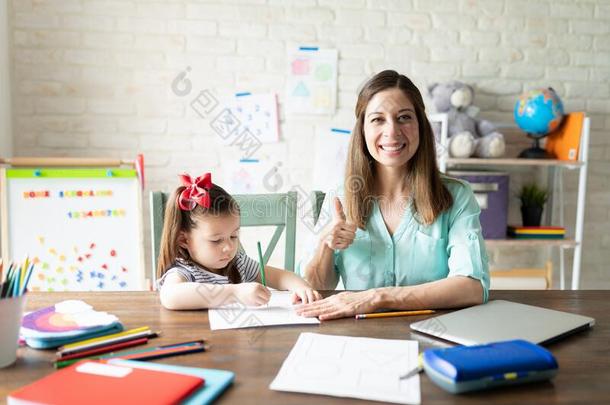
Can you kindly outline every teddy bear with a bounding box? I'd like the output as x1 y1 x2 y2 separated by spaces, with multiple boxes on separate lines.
428 81 505 158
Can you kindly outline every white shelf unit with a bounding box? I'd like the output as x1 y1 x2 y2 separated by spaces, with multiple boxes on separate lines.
432 113 590 290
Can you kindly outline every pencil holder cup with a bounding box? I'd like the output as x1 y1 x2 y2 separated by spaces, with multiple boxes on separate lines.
0 293 27 368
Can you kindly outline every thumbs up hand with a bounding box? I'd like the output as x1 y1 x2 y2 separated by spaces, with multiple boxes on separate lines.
321 197 357 250
334 197 347 221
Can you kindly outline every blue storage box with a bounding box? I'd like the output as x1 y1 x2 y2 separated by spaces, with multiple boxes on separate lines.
449 171 509 239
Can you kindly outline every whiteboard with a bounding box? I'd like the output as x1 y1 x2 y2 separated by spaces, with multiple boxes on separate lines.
1 168 145 291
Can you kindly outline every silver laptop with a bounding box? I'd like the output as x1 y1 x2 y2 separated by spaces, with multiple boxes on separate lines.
410 300 595 346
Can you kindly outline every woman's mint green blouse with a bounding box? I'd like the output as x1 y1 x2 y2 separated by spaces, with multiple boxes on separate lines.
298 177 490 302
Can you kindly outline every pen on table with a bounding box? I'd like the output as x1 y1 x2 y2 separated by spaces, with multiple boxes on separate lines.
399 353 424 380
355 310 435 319
257 241 266 287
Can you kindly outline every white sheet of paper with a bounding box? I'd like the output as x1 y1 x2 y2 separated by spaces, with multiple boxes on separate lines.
270 332 421 405
286 48 338 114
222 158 271 194
208 291 320 330
230 93 279 144
312 127 351 192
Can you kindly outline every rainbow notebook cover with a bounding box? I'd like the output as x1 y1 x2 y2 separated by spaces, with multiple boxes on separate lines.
20 300 123 349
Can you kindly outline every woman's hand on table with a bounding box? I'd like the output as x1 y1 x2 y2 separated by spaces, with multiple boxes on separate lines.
295 290 379 320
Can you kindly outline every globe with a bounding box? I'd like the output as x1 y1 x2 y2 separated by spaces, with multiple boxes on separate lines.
514 88 565 158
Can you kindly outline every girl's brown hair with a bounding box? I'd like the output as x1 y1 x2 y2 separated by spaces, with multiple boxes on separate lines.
156 184 242 282
345 69 453 228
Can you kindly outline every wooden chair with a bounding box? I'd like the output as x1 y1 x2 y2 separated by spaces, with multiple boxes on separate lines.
149 191 297 285
490 261 553 290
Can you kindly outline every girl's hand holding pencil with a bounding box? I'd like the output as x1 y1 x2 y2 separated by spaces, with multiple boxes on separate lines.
233 283 271 306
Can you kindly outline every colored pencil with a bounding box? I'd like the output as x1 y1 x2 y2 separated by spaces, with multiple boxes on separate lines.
61 326 151 350
58 327 155 355
355 310 435 319
103 340 206 361
257 241 266 287
0 260 35 299
54 340 206 369
20 256 29 288
3 264 15 298
57 337 149 361
0 263 9 298
12 266 22 297
57 331 159 358
399 353 424 380
20 263 35 296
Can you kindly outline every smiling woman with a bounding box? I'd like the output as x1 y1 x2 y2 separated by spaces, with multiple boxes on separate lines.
296 70 490 321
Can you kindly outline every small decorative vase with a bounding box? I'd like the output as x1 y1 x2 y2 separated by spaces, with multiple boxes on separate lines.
521 205 543 227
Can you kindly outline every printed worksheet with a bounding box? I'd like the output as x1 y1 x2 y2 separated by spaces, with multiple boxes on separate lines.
270 333 421 404
230 93 279 144
286 47 337 114
208 291 320 330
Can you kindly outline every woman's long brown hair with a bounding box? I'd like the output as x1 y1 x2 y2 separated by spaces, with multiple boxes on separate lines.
156 184 242 283
345 69 453 228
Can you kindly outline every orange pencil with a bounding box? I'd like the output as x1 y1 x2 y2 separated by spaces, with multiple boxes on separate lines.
355 310 435 319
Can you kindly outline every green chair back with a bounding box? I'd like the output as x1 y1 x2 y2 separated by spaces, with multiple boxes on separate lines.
150 191 297 284
311 191 326 225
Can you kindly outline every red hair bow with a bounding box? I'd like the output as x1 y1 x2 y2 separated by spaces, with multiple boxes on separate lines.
177 173 212 211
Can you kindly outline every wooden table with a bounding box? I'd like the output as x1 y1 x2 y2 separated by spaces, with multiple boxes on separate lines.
1 291 609 404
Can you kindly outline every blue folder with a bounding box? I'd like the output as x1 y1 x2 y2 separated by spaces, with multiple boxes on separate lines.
108 359 235 404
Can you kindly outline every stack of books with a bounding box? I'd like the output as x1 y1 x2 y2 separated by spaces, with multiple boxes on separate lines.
8 359 235 405
507 226 565 239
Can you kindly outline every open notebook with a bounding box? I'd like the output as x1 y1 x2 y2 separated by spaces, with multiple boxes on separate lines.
208 290 320 330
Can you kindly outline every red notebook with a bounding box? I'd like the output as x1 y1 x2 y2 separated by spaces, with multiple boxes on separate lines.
8 360 204 405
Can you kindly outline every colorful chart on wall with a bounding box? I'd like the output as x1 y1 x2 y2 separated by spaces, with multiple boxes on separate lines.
286 47 338 115
229 92 280 144
0 168 145 291
222 159 279 195
312 127 351 192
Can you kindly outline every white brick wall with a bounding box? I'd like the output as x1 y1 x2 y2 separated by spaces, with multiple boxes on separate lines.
1 0 12 156
8 0 610 289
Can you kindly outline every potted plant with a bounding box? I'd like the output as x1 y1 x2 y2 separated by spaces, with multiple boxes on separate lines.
518 183 548 227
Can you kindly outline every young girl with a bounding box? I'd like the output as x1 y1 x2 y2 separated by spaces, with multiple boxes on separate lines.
157 172 322 310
